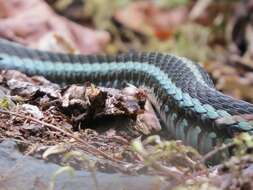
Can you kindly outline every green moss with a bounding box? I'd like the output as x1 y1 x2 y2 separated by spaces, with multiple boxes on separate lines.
0 98 10 109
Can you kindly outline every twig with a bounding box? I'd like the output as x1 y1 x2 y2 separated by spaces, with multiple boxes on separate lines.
0 109 120 163
230 54 253 71
201 142 235 163
189 0 212 20
149 161 184 180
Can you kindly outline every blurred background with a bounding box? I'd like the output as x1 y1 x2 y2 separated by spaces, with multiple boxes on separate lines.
0 0 253 102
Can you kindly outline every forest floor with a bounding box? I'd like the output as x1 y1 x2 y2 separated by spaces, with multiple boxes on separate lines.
0 0 253 189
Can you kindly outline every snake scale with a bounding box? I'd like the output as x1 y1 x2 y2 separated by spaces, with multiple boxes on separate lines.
0 39 253 161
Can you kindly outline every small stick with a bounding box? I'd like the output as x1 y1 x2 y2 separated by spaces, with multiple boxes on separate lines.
201 142 234 163
0 109 120 163
189 0 212 20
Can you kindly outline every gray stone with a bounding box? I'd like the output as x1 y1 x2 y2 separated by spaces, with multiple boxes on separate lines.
0 140 169 190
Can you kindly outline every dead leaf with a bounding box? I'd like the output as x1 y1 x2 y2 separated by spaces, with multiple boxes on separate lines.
42 143 71 159
19 104 44 119
2 70 60 99
114 1 188 40
0 0 110 54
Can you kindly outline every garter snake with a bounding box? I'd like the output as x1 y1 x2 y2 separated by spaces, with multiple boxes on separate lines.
0 39 253 161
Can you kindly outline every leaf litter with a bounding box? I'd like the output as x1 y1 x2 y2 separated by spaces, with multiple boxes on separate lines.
0 0 253 189
1 68 253 189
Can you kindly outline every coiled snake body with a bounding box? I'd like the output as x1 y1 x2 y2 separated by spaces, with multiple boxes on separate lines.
0 39 253 160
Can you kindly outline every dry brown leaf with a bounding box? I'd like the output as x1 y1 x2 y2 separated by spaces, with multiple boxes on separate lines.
114 1 188 40
0 0 110 54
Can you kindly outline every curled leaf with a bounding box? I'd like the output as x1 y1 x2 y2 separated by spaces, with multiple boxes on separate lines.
43 143 71 159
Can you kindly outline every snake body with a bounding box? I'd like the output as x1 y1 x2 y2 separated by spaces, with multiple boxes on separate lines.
0 39 253 160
